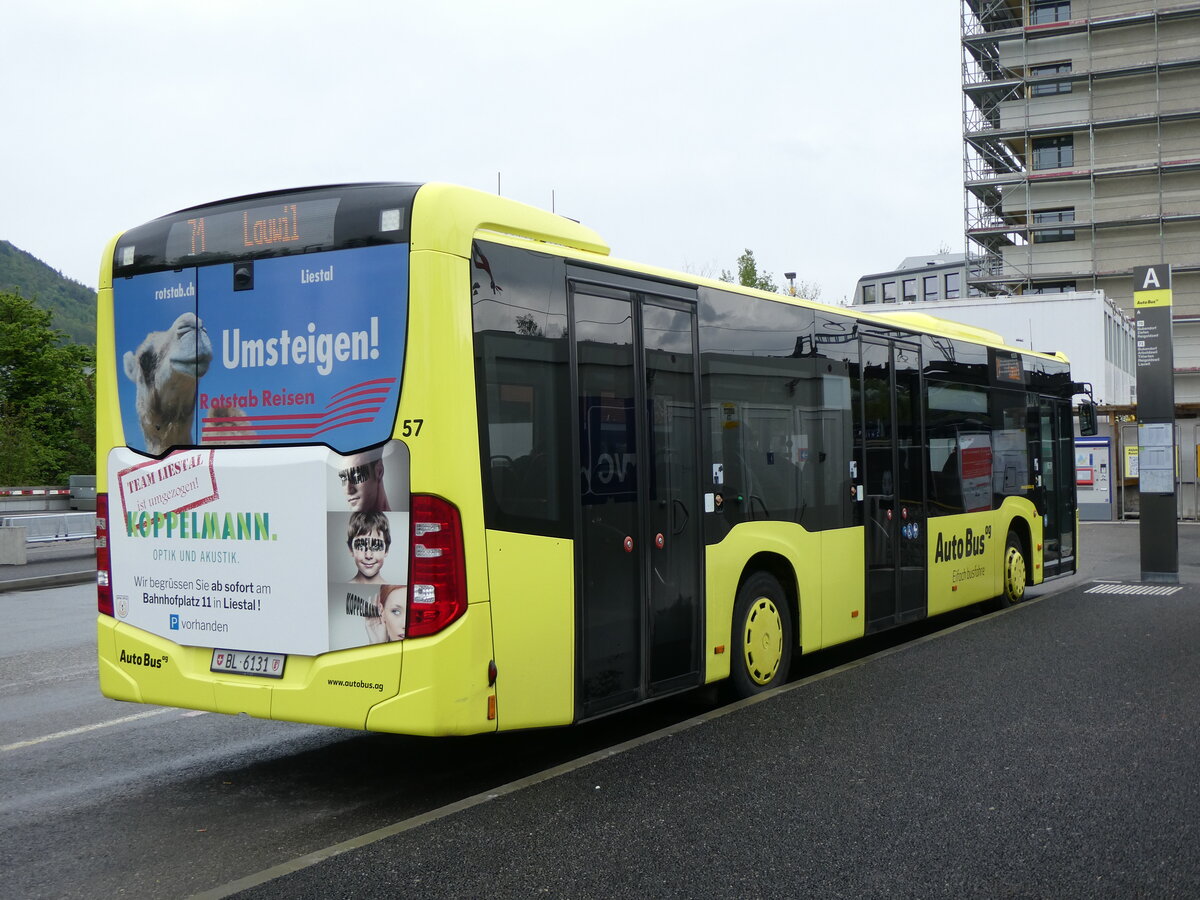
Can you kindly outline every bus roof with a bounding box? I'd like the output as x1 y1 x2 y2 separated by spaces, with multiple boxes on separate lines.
108 181 1067 365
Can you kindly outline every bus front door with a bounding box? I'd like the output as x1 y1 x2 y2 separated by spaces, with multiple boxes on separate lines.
860 337 927 632
571 283 703 718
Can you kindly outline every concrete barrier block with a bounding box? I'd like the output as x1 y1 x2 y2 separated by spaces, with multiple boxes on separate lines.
0 526 28 565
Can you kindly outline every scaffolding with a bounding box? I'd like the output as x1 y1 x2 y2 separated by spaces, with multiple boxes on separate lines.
961 0 1200 298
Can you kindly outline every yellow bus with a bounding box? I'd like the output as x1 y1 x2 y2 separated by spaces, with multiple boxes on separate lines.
95 182 1096 734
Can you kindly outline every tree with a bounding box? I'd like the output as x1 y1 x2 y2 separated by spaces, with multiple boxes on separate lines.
0 290 95 483
0 240 96 345
717 249 822 299
790 279 822 301
514 313 543 336
720 249 778 293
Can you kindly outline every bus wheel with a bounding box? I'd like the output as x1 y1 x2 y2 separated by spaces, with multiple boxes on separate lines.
730 572 793 698
996 531 1027 608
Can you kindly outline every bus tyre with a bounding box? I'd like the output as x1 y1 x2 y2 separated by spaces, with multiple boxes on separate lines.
730 572 793 699
993 531 1027 609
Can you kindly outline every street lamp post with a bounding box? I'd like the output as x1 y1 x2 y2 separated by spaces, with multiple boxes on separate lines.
784 271 797 296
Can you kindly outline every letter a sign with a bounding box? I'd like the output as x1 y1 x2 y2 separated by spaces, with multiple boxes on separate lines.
1133 264 1173 420
1133 265 1172 309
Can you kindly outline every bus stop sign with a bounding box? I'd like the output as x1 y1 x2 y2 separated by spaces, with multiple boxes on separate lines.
1133 263 1177 582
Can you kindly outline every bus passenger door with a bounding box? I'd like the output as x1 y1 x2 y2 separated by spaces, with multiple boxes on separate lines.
860 337 927 632
571 283 703 718
1039 397 1077 575
642 299 702 694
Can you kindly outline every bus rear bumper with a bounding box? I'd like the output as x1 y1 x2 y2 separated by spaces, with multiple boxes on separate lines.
97 602 497 736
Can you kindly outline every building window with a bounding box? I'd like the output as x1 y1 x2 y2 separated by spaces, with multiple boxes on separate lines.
1030 1 1070 25
903 278 917 302
945 272 961 299
883 281 897 303
1032 135 1073 170
862 284 877 304
1033 208 1075 243
923 275 938 302
1027 281 1076 294
1030 62 1072 96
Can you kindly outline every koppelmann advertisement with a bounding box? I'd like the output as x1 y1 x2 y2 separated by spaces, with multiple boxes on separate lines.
108 441 411 657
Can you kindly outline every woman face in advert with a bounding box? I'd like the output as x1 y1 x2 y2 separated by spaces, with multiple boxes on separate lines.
380 586 406 642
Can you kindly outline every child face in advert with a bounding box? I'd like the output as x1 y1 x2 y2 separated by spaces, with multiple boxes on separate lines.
350 529 388 583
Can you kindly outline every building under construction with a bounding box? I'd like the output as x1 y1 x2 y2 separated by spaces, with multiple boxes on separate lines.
961 0 1200 400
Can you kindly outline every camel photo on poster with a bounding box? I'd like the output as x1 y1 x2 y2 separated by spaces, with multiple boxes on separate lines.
122 311 251 454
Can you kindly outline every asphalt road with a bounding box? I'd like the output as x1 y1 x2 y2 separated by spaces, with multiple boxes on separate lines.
0 537 95 591
2 524 1197 898
233 540 1200 899
0 584 736 899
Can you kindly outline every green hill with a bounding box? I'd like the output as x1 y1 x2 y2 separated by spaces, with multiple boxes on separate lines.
0 240 95 345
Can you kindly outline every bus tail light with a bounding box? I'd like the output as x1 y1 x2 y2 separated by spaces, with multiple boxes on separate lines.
407 494 466 638
97 493 114 617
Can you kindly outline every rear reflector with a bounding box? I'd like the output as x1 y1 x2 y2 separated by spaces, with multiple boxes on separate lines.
97 493 114 617
406 494 466 638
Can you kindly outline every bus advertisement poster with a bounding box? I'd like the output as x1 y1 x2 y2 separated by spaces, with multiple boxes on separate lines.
959 431 993 513
107 440 410 656
112 243 408 455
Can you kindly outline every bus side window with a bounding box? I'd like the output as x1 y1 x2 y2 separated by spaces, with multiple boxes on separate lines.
925 379 991 515
928 435 963 515
471 241 571 538
699 292 856 535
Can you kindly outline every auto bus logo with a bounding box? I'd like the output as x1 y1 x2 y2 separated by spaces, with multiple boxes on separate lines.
119 649 167 669
934 525 991 563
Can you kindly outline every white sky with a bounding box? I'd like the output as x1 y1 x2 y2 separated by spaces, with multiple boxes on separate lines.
1 0 964 303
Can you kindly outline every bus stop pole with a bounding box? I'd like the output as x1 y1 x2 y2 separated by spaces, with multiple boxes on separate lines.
1133 264 1179 583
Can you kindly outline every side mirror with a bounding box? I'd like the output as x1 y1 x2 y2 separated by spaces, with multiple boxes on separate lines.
1078 401 1098 436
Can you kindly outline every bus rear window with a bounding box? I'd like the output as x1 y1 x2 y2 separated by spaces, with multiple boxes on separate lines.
112 243 408 455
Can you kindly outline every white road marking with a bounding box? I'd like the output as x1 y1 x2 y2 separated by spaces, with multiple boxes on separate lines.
1085 582 1182 596
0 708 171 752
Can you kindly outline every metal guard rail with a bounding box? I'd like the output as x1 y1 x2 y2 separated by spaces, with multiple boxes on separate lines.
0 513 96 543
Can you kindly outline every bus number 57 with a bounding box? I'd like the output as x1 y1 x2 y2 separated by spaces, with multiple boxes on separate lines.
401 419 424 437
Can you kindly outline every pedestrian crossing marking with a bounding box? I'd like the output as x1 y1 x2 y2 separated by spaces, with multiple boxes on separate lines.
1085 583 1183 596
